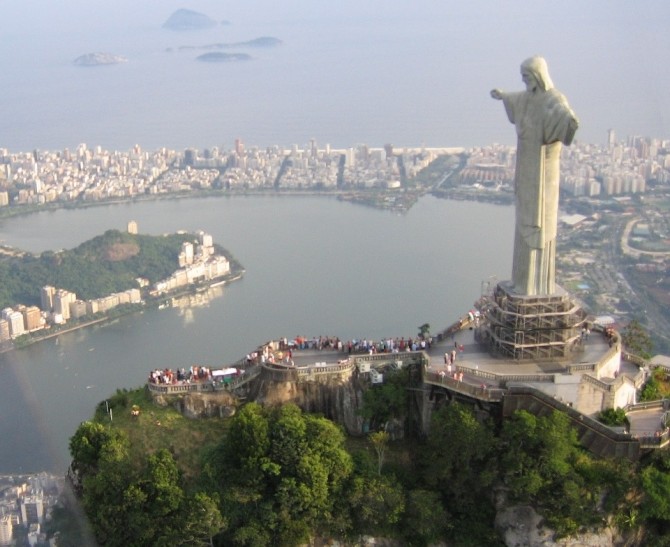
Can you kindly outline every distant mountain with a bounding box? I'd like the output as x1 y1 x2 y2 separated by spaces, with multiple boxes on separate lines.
73 53 128 66
163 9 217 30
196 52 252 63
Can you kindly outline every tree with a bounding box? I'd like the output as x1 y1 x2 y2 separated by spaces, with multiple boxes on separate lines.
360 367 410 430
369 430 389 475
497 410 626 537
622 318 653 359
68 421 127 491
639 450 670 525
268 404 308 478
141 449 184 519
70 421 229 546
78 434 136 546
214 403 353 546
0 229 202 308
347 475 405 536
640 368 668 401
180 492 227 546
499 410 577 501
220 402 274 487
641 466 670 521
422 403 497 514
402 489 450 547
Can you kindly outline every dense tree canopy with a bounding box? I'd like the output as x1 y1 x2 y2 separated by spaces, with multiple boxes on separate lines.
69 420 226 546
66 392 656 545
360 367 410 430
212 403 354 546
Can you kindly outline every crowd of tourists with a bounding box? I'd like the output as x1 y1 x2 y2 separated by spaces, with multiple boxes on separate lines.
148 365 213 385
274 335 435 355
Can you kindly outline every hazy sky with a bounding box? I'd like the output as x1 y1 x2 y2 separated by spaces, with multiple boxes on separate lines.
2 1 669 150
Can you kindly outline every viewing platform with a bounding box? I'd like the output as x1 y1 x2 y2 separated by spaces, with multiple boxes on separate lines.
145 312 665 459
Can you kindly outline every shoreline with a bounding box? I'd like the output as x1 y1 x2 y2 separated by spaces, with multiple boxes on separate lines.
3 271 244 355
0 185 471 224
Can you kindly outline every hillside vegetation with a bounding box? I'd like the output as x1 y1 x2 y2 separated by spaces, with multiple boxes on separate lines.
59 371 670 547
0 229 221 309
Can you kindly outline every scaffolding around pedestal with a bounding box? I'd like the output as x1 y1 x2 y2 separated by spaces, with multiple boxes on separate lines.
477 281 588 361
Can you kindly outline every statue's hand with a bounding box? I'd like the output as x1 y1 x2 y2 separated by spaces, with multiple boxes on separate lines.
490 89 503 100
569 117 579 132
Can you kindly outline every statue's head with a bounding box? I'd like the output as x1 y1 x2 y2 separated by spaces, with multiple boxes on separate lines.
520 56 554 92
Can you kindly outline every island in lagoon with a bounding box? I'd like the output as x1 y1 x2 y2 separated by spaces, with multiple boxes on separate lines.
0 227 243 351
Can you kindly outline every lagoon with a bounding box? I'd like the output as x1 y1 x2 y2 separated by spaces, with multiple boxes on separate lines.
0 194 513 473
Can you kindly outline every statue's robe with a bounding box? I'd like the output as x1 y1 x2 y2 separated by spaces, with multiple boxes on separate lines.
502 88 578 295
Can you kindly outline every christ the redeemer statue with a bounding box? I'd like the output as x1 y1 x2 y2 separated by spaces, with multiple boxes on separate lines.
491 56 579 296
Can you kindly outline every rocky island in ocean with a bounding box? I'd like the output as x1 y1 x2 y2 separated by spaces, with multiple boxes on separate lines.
172 36 282 54
162 8 218 30
196 52 252 63
73 52 128 66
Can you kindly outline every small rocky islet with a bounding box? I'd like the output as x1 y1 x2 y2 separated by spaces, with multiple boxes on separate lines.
73 52 128 66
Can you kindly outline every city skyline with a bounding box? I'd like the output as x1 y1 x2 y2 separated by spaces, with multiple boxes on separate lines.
1 133 663 211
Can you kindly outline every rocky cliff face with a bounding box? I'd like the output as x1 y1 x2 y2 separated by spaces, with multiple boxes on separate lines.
493 490 635 547
152 391 238 419
151 369 367 434
248 371 367 435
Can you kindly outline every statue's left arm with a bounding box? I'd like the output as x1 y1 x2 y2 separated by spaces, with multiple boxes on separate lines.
544 90 579 146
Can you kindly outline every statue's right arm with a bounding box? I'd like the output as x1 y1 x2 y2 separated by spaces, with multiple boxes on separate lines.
490 89 504 100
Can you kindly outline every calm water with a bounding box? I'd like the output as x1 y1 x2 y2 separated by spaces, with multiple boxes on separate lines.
2 1 668 152
0 195 512 473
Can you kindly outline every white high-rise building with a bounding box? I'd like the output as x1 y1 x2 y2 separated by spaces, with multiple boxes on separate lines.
181 241 194 265
0 319 10 342
40 286 55 312
199 231 213 248
0 513 13 546
3 310 25 338
54 289 76 321
20 495 44 525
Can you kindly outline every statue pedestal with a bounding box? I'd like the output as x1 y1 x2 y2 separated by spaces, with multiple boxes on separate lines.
478 281 587 361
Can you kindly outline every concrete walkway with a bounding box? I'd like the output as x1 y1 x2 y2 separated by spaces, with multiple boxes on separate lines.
628 408 667 438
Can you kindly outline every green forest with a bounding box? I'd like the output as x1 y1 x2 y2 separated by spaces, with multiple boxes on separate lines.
57 368 670 547
0 229 234 309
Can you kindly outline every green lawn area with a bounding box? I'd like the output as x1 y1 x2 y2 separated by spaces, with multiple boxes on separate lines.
93 387 229 483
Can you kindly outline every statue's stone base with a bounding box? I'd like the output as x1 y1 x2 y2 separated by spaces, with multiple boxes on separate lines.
478 281 587 361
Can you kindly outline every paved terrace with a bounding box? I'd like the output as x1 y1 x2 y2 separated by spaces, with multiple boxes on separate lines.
147 318 667 449
259 324 665 440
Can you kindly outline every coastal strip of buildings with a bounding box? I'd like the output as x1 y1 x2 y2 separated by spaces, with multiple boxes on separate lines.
0 131 667 208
